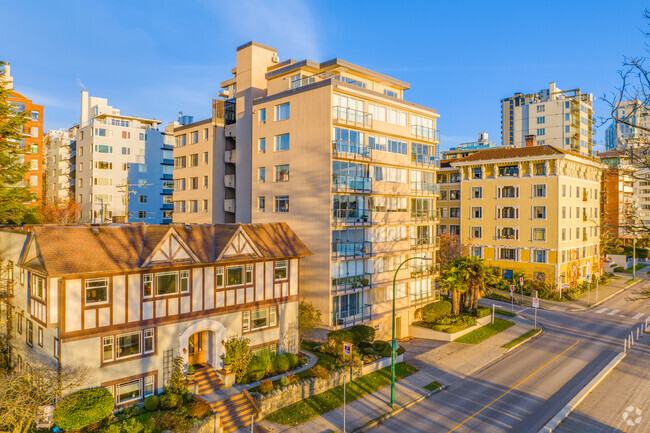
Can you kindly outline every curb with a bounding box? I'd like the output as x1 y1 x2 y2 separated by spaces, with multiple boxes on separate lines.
537 352 626 433
353 385 447 432
504 328 544 354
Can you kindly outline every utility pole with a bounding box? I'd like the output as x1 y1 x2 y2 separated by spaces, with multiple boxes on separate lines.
116 181 138 223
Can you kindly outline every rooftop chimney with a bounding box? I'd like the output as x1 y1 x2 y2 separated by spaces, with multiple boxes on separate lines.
525 134 536 148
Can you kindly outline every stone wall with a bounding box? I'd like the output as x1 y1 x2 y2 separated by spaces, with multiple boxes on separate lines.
189 412 221 433
408 315 493 341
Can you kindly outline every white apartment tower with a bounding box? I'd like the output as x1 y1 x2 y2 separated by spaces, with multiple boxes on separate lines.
44 128 76 203
501 82 595 155
604 100 650 150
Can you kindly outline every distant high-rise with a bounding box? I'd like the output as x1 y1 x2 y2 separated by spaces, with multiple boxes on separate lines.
604 100 650 150
501 82 595 156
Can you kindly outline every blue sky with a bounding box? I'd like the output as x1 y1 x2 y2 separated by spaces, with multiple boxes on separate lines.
1 0 648 152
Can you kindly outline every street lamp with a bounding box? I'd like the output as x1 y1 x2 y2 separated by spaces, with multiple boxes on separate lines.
391 256 435 407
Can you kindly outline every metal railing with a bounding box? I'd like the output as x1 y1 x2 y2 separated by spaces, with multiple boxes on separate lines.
332 304 372 326
410 236 440 249
331 241 372 259
410 263 440 278
332 209 372 225
332 175 372 192
331 273 371 294
332 106 372 127
332 140 372 160
411 155 440 167
410 211 438 222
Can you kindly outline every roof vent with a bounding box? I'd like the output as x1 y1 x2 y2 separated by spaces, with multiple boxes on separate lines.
185 225 191 231
91 226 99 234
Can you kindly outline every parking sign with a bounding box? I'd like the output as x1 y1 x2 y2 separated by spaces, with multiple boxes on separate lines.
510 285 515 292
343 341 351 356
519 277 524 285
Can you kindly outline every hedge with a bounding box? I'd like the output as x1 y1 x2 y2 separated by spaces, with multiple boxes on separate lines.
420 300 452 322
53 388 114 431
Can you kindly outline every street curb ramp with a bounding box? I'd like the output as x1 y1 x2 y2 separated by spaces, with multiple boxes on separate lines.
537 352 626 433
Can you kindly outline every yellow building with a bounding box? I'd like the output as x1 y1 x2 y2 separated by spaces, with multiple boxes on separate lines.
451 145 604 287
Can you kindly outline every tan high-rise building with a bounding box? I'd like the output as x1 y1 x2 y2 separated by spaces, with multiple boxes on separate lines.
173 42 441 335
501 82 595 156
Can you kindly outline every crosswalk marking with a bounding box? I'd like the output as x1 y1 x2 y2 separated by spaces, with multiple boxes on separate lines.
633 313 644 319
608 310 620 316
596 308 608 314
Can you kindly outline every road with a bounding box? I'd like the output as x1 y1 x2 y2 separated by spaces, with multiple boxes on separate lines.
370 278 650 433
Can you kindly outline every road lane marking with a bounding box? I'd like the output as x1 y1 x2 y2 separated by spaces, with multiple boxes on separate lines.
633 313 644 319
596 308 608 314
608 310 620 315
445 340 580 433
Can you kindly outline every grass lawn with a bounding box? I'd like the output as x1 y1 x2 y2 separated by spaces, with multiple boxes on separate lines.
454 318 514 344
424 380 442 391
264 362 418 426
626 278 639 285
622 264 645 274
502 328 541 349
494 308 517 317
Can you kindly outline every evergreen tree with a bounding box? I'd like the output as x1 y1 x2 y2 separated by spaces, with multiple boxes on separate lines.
0 61 35 224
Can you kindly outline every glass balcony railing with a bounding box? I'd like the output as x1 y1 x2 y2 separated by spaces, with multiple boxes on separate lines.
411 125 440 142
410 263 440 278
332 304 371 326
332 175 372 192
410 182 439 195
332 209 371 225
331 273 371 293
332 106 372 126
410 211 438 222
410 237 440 248
331 241 372 259
411 155 440 167
332 140 371 160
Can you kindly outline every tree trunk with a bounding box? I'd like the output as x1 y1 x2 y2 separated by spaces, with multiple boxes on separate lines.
452 290 460 315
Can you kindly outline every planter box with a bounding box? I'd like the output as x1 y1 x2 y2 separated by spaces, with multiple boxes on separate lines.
408 315 492 341
362 354 403 375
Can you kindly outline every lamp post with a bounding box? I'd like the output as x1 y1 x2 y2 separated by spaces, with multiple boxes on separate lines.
391 256 435 407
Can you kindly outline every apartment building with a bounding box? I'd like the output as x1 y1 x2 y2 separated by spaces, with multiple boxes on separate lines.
501 82 595 156
67 91 173 224
604 100 650 150
0 223 309 406
2 63 44 204
598 149 637 238
45 128 76 203
451 145 603 287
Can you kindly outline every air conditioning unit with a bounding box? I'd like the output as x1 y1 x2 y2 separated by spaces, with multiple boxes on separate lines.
272 54 279 63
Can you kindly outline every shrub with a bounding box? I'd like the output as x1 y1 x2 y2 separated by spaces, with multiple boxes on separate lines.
122 418 149 433
249 370 265 382
327 329 354 345
144 395 159 412
160 392 182 409
280 376 289 387
153 411 191 433
476 306 491 318
349 325 375 345
285 352 300 370
53 387 114 431
430 315 476 333
614 266 625 272
257 349 275 374
223 337 252 383
187 364 195 375
259 379 273 393
273 353 291 373
285 371 297 385
187 399 212 419
310 365 330 380
396 345 406 356
373 340 392 358
420 300 452 323
361 346 377 356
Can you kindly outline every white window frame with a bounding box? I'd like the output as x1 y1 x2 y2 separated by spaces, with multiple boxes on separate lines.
85 278 109 305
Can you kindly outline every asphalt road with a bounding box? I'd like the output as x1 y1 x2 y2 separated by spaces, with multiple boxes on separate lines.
370 278 650 433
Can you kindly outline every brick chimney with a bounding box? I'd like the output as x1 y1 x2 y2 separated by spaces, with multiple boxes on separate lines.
525 134 536 147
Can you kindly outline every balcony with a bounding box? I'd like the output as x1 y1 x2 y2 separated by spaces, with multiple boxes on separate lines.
410 237 440 249
410 263 440 278
224 199 235 213
332 106 372 127
410 210 438 222
224 174 235 188
411 155 440 167
411 125 440 142
410 182 439 196
332 175 372 192
332 140 371 160
332 241 372 259
331 273 371 294
225 149 235 163
332 209 372 226
332 304 372 327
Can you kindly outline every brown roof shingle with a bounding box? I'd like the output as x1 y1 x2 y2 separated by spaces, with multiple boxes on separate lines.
451 145 595 164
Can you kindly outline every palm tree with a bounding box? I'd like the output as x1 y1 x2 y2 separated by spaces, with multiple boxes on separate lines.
441 256 489 315
440 261 469 315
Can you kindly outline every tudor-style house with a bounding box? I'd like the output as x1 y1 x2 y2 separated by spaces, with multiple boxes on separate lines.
0 223 310 406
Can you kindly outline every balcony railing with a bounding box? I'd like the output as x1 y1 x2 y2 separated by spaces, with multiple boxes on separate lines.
331 273 371 294
332 175 372 192
332 140 372 160
332 304 372 326
410 263 440 278
411 125 440 142
332 241 372 259
410 182 439 195
332 106 372 127
332 209 371 225
410 211 438 222
410 237 440 249
411 155 440 167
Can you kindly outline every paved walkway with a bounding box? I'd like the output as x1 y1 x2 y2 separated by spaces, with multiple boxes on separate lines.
256 314 537 433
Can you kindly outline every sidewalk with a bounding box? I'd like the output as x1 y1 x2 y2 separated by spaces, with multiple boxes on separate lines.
256 314 537 433
490 267 650 312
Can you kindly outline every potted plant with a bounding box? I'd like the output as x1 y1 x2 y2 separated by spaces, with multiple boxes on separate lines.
186 364 195 381
223 354 232 373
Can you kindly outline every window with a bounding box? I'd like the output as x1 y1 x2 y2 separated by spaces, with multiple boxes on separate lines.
536 105 545 113
471 206 482 219
17 313 22 334
31 110 39 121
275 134 290 151
562 228 566 241
38 327 43 347
498 165 518 176
190 177 199 189
117 380 141 404
121 131 130 139
257 167 265 182
144 329 154 353
117 332 141 359
532 206 546 219
470 246 482 258
537 128 545 136
103 336 114 362
85 278 108 305
32 275 45 300
259 108 266 122
203 128 209 140
156 272 178 295
189 200 198 213
258 138 266 153
216 267 224 287
533 228 546 241
275 165 289 182
275 103 290 121
258 196 265 212
470 226 482 239
534 163 546 175
243 306 278 332
536 116 545 124
174 201 186 213
450 190 461 200
27 320 33 347
138 195 147 203
202 200 208 212
226 266 243 286
498 227 518 240
143 274 152 298
275 196 289 212
190 131 198 144
180 270 189 292
203 152 209 164
499 248 517 261
450 207 460 218
190 154 199 167
176 135 186 147
203 176 208 188
144 376 155 397
174 156 186 168
472 167 482 179
274 260 288 280
384 89 398 98
533 184 546 197
533 250 547 263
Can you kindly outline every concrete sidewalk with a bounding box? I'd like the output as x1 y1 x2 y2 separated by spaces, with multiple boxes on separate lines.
255 314 537 433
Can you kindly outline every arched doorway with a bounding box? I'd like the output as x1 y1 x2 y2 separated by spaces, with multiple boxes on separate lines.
178 319 227 369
